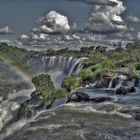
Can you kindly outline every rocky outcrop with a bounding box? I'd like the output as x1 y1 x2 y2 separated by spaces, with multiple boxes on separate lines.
67 91 111 103
116 81 136 95
67 91 90 102
90 69 136 95
18 91 45 119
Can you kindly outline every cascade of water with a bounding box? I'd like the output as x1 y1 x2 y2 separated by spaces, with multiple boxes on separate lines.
35 56 86 88
58 56 63 64
66 56 73 70
48 56 56 67
68 57 86 76
115 78 123 90
40 56 86 76
108 78 114 89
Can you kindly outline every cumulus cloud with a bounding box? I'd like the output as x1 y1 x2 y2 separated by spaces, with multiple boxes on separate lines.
0 26 13 34
38 11 71 34
127 16 140 23
87 0 127 33
19 10 76 45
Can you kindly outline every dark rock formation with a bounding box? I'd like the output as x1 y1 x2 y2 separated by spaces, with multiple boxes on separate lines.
18 91 45 119
116 87 128 95
67 91 90 102
95 77 111 88
116 81 136 95
67 91 111 103
133 111 140 121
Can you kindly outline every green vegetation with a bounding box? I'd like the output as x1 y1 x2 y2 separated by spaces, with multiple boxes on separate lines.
78 68 93 85
91 60 116 79
31 74 68 108
128 64 139 79
1 42 140 107
53 88 68 99
62 76 81 92
0 43 38 77
32 74 55 99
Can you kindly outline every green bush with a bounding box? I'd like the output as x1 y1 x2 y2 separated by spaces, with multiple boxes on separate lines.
54 88 68 99
79 68 93 78
78 68 93 85
128 64 139 79
32 74 55 98
62 76 80 92
91 60 116 79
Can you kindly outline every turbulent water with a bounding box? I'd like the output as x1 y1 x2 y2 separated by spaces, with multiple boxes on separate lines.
3 103 140 140
1 84 140 139
1 57 140 140
0 56 86 139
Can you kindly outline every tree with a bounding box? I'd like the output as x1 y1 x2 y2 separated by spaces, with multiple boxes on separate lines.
32 74 55 98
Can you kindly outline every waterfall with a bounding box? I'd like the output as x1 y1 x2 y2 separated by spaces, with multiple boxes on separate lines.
115 79 123 90
41 56 86 76
68 57 86 76
28 56 86 88
108 78 114 89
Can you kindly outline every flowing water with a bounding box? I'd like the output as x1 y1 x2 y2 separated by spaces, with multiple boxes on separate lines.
3 103 140 140
1 57 140 140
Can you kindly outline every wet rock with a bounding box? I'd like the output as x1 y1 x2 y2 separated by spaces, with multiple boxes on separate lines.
116 87 127 95
92 97 111 103
67 91 90 102
116 81 136 95
18 91 45 119
67 91 111 103
111 77 120 88
95 77 111 88
122 81 136 93
133 111 140 121
113 68 130 77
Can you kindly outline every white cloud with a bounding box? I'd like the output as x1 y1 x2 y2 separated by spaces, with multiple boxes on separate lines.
0 26 13 34
87 0 127 33
127 16 140 23
39 11 71 34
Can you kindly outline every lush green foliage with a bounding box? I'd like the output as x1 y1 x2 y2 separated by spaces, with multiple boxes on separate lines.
79 69 93 79
54 88 68 99
32 74 68 108
91 60 116 79
78 68 93 85
32 74 55 98
62 76 80 92
1 42 140 100
128 64 139 79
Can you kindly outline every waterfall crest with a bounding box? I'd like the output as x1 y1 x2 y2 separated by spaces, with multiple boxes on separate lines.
28 56 86 88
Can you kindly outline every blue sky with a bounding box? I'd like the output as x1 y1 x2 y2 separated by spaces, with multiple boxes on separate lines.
0 0 91 35
0 0 140 40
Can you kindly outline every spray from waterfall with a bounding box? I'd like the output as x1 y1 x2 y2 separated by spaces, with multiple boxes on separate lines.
28 56 87 88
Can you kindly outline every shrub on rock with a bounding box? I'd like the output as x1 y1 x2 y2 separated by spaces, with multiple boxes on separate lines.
62 76 80 92
32 74 55 98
